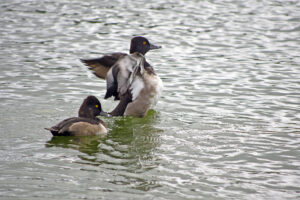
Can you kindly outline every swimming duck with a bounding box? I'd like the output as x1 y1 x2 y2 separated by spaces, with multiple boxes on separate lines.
81 36 163 117
45 96 108 136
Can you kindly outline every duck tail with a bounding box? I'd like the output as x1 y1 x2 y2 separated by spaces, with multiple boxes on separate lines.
44 127 59 136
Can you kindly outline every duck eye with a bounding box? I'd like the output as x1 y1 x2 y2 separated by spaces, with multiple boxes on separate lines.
142 41 147 45
95 105 99 108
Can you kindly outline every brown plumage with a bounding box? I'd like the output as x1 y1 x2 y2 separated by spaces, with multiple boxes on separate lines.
45 96 108 136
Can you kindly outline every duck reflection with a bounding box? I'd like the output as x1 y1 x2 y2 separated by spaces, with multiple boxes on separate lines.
104 110 162 170
46 135 105 156
46 110 162 191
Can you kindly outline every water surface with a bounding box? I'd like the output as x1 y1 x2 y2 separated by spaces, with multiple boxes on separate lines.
0 0 300 199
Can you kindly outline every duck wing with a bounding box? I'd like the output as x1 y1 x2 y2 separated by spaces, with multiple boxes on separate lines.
105 53 145 100
81 53 127 79
45 117 100 136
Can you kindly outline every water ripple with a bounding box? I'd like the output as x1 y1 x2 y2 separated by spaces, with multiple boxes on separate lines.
0 0 300 199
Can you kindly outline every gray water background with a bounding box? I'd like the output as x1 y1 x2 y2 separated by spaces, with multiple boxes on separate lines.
0 0 300 199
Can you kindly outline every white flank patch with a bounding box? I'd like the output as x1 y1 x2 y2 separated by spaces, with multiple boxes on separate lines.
130 77 144 101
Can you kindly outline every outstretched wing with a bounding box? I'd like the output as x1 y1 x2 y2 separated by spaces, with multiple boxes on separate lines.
105 53 144 100
81 53 126 79
105 65 120 100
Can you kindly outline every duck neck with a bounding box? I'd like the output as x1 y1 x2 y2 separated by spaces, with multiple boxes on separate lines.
129 48 147 55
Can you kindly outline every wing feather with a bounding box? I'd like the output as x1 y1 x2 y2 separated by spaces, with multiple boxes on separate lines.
104 53 144 100
81 53 126 79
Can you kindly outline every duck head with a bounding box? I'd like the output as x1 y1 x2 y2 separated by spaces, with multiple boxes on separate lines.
129 36 161 55
78 96 108 118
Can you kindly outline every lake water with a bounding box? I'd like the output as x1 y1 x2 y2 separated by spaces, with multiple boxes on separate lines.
0 0 300 199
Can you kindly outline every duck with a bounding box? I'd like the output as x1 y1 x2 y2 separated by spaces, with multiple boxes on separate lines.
45 96 108 136
81 36 163 117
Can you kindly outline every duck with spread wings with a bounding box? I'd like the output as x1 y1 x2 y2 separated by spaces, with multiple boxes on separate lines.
81 36 163 117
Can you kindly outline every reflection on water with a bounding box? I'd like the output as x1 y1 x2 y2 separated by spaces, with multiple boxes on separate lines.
45 111 162 191
46 110 161 157
46 136 105 155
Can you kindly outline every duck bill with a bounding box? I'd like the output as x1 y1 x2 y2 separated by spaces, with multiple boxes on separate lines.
149 43 162 50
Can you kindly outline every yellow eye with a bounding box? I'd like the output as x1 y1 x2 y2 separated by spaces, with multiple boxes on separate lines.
95 105 99 108
142 41 147 45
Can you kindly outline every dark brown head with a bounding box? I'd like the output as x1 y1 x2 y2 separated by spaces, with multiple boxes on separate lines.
78 96 107 118
129 36 161 55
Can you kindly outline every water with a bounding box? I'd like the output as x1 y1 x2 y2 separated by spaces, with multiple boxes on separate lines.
0 0 300 199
